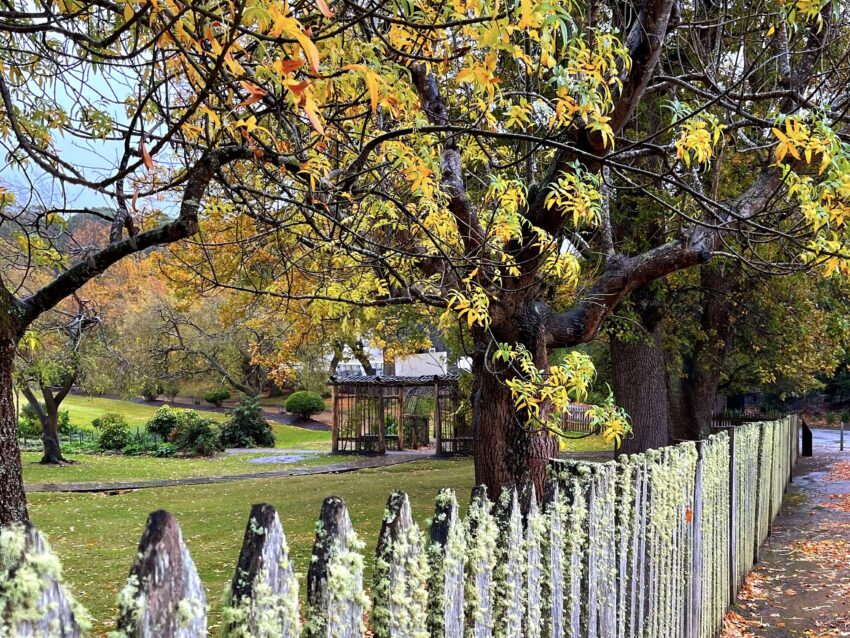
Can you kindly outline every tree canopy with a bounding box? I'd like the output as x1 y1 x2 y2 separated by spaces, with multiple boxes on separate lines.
1 0 849 517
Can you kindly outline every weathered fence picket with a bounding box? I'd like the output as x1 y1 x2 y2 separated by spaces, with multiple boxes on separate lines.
222 503 300 638
427 489 465 638
0 521 85 637
525 488 544 638
464 486 497 638
304 496 366 638
494 489 525 638
115 509 206 638
1 417 801 638
372 491 429 638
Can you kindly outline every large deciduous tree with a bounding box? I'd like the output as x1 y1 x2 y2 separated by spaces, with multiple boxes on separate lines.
169 0 849 499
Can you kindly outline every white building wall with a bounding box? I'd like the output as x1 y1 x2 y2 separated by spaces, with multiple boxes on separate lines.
394 351 448 376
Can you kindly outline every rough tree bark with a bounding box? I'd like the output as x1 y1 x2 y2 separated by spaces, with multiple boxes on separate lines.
473 303 558 504
0 335 27 523
672 266 737 440
611 324 671 454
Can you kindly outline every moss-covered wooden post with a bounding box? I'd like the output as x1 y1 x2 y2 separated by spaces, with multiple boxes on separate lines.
525 486 544 638
305 496 367 638
222 504 299 638
0 521 88 637
541 481 566 638
493 488 524 638
114 510 206 638
464 486 497 638
427 489 466 638
372 491 428 638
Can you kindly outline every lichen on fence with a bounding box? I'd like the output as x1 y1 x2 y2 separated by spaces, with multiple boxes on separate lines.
0 417 798 638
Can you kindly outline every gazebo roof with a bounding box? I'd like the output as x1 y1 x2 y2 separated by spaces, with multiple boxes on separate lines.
328 374 459 387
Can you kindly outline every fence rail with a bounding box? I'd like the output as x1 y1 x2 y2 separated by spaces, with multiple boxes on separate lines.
0 417 799 638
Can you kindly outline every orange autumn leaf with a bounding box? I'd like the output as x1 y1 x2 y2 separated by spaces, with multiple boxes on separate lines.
140 141 154 170
685 507 693 523
287 80 310 96
301 95 324 135
316 0 334 18
275 58 305 74
237 81 268 107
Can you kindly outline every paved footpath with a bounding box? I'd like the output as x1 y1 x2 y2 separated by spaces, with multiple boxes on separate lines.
725 430 850 637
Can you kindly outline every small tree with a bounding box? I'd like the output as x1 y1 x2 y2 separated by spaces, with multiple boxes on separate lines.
203 389 231 408
146 406 182 440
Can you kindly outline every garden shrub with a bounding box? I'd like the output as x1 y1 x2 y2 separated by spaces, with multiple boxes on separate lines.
17 404 41 438
173 412 222 456
56 409 72 434
219 396 275 448
203 388 231 407
154 442 176 457
146 405 182 440
18 404 73 437
94 412 131 451
284 391 325 419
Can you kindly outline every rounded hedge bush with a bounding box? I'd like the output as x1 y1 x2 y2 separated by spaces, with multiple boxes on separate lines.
284 391 325 419
94 412 131 451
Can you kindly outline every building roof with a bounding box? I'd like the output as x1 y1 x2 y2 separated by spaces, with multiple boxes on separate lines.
328 374 459 387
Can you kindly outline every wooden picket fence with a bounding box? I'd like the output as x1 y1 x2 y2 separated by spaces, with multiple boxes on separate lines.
0 417 799 638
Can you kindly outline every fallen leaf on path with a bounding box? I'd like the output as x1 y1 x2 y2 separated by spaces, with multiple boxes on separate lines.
825 461 850 481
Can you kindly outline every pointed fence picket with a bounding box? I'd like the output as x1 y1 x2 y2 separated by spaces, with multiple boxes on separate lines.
0 417 800 638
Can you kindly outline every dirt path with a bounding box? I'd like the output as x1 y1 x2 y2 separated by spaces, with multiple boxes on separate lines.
725 434 850 637
24 451 432 494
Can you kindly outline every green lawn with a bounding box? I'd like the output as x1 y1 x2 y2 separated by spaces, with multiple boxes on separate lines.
27 394 331 449
559 433 614 453
28 459 475 636
21 450 336 485
58 395 215 428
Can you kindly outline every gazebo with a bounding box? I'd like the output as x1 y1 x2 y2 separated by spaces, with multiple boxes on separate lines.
328 374 472 455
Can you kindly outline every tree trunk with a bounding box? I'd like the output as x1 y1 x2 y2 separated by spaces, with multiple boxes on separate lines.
0 337 28 524
672 266 737 440
40 405 64 465
472 304 558 507
20 384 67 464
473 358 557 506
611 322 671 454
610 285 671 454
